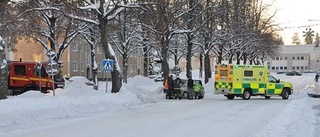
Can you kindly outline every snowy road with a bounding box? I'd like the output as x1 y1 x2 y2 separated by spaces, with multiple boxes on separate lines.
1 74 319 137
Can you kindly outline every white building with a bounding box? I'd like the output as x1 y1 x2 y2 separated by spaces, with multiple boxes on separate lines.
267 44 320 72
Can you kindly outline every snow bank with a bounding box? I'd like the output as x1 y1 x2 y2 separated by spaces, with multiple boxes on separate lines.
0 76 162 133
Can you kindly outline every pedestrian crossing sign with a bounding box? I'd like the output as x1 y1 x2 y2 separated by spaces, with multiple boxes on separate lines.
102 59 114 72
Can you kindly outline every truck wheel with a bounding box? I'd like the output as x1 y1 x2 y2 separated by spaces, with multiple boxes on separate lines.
225 95 235 100
265 96 271 99
282 89 290 100
242 89 251 100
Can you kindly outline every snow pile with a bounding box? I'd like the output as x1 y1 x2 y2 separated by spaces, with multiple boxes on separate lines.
1 72 320 137
0 76 162 133
67 76 91 89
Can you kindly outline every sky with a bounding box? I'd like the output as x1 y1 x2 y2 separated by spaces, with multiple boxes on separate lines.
265 0 320 45
1 71 320 137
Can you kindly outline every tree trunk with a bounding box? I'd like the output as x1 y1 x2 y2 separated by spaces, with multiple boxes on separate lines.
217 45 224 64
199 53 203 79
143 46 149 77
99 17 122 93
186 33 193 78
122 56 128 83
161 37 170 81
243 53 247 65
0 39 7 99
204 53 211 84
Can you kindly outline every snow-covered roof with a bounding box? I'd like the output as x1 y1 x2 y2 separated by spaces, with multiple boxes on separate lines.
279 44 315 54
312 47 320 53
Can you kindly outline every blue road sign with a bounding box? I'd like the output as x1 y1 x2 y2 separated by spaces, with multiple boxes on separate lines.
102 59 114 72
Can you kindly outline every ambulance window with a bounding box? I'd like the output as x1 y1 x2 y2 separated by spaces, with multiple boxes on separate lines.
220 70 227 76
14 65 26 76
268 76 277 83
244 70 253 77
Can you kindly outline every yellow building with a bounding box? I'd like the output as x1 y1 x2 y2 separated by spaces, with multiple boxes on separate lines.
9 37 144 80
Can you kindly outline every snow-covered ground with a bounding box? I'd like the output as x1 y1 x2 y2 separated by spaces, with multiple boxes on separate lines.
1 72 320 137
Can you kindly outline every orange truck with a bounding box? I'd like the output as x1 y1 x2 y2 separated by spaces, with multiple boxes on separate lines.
8 61 64 95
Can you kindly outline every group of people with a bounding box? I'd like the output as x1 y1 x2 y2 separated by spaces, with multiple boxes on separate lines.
163 75 203 100
164 75 182 99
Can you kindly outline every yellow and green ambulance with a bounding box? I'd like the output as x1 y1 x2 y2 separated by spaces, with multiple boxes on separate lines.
214 64 293 100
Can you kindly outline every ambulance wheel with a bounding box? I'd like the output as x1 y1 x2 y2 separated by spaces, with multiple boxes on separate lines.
265 96 271 99
225 95 235 100
282 89 290 100
242 89 251 100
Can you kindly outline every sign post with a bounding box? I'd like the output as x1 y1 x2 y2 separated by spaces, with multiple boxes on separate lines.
46 49 58 96
102 59 114 93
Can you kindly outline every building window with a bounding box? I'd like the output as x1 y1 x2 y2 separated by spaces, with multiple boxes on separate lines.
301 56 304 60
14 65 26 76
276 57 279 60
300 66 304 70
297 66 299 70
292 66 295 70
297 57 300 60
292 57 295 60
80 62 84 72
72 44 78 52
80 44 84 52
72 62 78 71
284 66 287 70
305 66 308 69
280 66 283 70
284 57 287 60
272 66 275 70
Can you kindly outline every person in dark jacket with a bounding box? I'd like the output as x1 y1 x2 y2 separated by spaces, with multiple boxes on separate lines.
187 77 194 99
316 73 319 83
166 75 175 99
173 77 182 99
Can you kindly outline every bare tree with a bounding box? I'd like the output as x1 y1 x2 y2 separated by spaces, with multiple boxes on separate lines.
76 0 140 93
16 0 84 62
138 0 189 80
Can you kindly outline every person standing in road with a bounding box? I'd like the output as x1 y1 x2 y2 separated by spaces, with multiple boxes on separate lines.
315 73 319 83
187 77 194 100
166 75 175 99
173 77 182 99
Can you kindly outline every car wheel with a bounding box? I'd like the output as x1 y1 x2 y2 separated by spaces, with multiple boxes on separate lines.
242 89 251 100
183 91 189 99
197 96 204 99
282 88 290 100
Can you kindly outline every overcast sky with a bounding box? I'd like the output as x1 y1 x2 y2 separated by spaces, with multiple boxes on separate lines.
266 0 320 45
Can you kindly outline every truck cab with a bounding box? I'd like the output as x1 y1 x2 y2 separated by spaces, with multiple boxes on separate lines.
8 61 55 95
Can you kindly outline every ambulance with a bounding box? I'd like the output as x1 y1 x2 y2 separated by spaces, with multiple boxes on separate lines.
214 64 293 100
